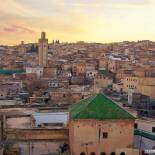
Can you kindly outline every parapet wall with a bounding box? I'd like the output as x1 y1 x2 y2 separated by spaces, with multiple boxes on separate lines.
6 128 69 141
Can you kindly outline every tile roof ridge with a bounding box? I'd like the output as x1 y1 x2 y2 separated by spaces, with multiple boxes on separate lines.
87 93 99 105
74 93 98 118
105 94 135 119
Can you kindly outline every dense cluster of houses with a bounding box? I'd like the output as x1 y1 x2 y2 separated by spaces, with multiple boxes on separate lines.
0 34 155 155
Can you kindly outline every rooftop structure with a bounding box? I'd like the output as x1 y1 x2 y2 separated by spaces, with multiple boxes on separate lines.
0 69 25 75
70 93 135 120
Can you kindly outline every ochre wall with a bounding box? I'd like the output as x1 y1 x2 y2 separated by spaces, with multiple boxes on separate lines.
6 129 69 141
69 119 134 155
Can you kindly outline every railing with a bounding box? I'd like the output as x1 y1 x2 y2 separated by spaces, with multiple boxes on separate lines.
134 129 155 141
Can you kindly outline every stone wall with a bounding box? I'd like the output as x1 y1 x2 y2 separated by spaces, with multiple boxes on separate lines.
6 128 69 141
69 119 134 155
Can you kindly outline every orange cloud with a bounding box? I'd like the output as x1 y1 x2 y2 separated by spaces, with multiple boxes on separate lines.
1 24 35 35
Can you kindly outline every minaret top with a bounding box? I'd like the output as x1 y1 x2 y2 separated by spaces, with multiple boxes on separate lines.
39 32 48 42
41 32 46 39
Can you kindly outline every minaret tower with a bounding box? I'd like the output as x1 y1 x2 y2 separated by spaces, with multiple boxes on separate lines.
38 32 48 67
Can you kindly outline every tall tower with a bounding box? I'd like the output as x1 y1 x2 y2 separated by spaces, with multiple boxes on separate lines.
38 32 48 67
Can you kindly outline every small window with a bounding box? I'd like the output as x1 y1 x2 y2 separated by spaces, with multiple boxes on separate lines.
134 123 138 129
152 127 155 133
80 152 86 155
111 153 115 155
120 152 125 155
38 124 41 127
90 152 96 155
100 152 106 155
103 132 108 139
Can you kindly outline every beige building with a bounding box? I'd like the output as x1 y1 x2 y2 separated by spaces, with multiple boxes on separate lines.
49 90 82 104
138 77 155 99
94 72 113 93
72 61 86 76
116 69 133 82
26 66 43 79
98 58 108 70
17 41 27 53
69 93 136 155
123 77 139 92
108 58 130 73
38 32 48 67
123 76 155 99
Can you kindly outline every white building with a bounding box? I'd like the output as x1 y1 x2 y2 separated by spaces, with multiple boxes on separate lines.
86 70 98 79
26 66 43 78
32 112 69 128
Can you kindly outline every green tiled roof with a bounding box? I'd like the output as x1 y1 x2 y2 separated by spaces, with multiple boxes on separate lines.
99 69 109 76
134 129 155 141
0 70 25 75
70 93 135 120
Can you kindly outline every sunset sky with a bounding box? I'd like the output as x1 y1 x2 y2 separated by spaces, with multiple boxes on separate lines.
1 0 155 45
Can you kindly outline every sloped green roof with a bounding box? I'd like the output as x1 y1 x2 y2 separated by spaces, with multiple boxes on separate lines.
134 129 155 141
70 93 135 120
0 70 25 75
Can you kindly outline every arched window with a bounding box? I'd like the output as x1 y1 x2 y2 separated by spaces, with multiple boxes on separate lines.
111 152 116 155
90 152 96 155
100 152 106 155
80 152 86 155
120 152 125 155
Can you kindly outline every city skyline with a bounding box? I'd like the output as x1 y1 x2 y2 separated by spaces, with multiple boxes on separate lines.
1 0 155 45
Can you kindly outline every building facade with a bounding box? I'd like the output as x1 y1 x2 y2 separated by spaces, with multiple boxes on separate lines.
69 93 136 155
123 77 155 99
